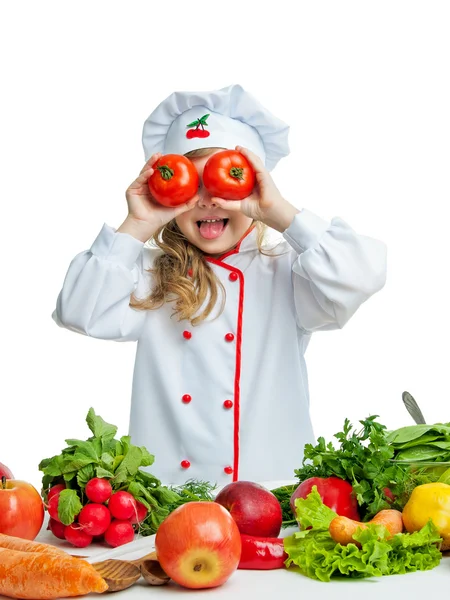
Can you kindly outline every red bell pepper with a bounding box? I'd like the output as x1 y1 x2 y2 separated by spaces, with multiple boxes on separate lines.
238 534 287 570
290 477 360 521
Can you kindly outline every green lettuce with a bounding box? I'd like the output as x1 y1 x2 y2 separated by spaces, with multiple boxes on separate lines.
283 488 442 582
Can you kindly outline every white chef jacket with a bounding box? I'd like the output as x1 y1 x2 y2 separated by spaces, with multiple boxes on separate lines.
53 209 387 486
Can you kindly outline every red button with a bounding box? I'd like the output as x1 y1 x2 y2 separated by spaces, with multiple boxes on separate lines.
224 466 233 475
223 400 233 409
181 460 191 469
225 333 235 342
182 394 192 404
229 272 238 282
183 330 192 340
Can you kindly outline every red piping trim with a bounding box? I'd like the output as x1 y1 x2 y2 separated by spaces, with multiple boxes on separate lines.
205 258 244 482
211 224 256 262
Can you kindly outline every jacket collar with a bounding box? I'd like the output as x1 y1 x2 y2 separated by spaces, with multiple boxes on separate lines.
206 224 257 262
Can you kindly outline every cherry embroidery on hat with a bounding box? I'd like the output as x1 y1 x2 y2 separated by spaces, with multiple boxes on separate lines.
186 114 210 139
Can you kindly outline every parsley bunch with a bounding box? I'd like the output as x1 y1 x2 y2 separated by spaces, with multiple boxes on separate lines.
292 415 418 520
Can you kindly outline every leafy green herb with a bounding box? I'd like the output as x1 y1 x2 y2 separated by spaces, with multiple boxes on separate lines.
386 422 450 462
283 488 442 581
270 484 297 528
292 415 435 520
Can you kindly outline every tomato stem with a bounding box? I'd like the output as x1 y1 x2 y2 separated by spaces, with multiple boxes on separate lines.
229 167 244 180
157 165 175 181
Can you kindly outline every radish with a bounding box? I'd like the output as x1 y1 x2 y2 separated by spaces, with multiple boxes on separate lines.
130 500 148 525
48 483 66 500
104 520 135 548
48 517 66 540
85 478 112 504
47 493 62 523
108 491 136 520
78 503 111 536
64 523 93 548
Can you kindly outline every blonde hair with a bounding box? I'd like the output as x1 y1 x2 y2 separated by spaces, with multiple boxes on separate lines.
130 148 268 325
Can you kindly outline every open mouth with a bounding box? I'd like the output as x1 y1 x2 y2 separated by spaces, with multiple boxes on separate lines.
196 218 229 240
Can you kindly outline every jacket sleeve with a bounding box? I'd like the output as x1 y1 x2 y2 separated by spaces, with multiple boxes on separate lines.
52 224 150 341
282 209 387 332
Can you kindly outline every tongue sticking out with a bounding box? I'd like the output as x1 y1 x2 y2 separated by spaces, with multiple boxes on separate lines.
199 220 226 240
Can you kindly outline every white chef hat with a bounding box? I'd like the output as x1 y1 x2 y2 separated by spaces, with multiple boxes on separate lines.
142 84 290 172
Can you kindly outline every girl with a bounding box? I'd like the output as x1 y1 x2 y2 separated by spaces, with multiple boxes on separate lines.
53 84 387 485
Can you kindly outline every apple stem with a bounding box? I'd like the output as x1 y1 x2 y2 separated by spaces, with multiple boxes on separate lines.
1 476 6 489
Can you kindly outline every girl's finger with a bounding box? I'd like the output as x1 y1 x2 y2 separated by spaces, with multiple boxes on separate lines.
140 153 162 174
235 146 266 173
213 198 243 212
132 168 154 186
174 195 199 215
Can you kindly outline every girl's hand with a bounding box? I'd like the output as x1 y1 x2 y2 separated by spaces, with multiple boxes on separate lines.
119 153 199 241
213 146 300 232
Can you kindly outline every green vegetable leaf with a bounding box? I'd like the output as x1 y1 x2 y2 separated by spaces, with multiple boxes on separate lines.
65 440 99 462
284 493 442 581
76 464 95 489
115 446 143 480
86 408 117 440
95 467 114 479
101 453 114 468
58 489 83 525
293 487 337 530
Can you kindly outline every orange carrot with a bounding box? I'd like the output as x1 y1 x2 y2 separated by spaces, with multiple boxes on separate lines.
370 509 403 536
329 516 367 546
0 533 68 556
0 547 108 599
329 509 404 546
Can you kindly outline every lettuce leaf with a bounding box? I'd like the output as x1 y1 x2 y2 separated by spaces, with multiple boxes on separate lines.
284 488 442 582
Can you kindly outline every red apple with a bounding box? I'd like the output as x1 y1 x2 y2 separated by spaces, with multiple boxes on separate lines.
155 501 241 589
0 462 14 479
215 481 283 537
0 478 44 540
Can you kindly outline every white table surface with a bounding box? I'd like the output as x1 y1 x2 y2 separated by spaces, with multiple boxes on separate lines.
2 480 449 599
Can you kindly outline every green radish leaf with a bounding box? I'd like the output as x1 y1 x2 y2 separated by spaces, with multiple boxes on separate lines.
113 455 124 471
58 489 83 525
65 440 99 461
86 407 117 440
152 486 182 505
40 455 67 477
136 470 160 488
96 467 114 479
140 447 154 467
120 436 131 455
115 446 142 479
62 471 78 482
77 464 95 489
101 453 114 467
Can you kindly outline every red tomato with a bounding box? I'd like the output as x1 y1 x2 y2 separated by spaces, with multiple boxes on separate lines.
290 477 360 521
148 154 199 207
203 150 255 200
0 479 44 540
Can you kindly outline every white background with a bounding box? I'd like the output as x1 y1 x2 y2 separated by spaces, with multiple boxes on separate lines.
1 1 449 491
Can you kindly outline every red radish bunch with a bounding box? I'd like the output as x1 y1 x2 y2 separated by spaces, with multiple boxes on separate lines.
46 479 148 549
